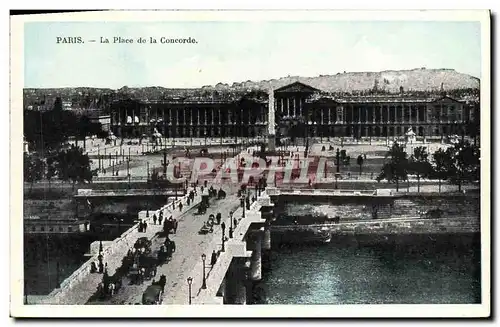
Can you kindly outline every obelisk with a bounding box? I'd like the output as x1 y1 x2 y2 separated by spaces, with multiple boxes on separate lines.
268 88 276 151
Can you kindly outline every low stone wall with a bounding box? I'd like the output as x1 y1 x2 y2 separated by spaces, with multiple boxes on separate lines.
328 217 480 235
272 216 480 236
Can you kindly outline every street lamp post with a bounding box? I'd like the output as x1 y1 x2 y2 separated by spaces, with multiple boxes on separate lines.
201 254 207 289
127 147 131 188
146 162 150 218
221 226 226 252
241 196 246 218
187 277 193 304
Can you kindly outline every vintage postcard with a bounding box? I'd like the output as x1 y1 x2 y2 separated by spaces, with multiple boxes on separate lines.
10 10 490 318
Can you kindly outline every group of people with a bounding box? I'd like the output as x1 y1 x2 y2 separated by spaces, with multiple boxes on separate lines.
163 216 178 234
162 235 176 255
152 211 165 226
186 189 196 205
90 252 106 274
138 220 148 233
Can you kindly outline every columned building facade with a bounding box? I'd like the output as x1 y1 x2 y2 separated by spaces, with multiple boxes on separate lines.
109 81 472 140
110 98 268 139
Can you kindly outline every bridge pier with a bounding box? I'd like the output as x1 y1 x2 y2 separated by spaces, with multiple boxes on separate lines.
223 258 249 304
263 223 271 250
248 228 263 281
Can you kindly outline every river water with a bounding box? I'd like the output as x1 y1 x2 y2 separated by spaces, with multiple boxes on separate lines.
252 233 481 304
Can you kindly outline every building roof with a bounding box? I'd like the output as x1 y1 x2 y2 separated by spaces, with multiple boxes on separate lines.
307 94 463 104
274 81 321 93
110 82 465 107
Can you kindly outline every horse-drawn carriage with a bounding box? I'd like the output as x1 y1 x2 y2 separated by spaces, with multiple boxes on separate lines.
197 203 207 215
199 220 214 235
157 245 169 263
142 284 163 305
134 237 152 254
217 189 226 199
96 274 122 300
128 252 158 284
157 241 175 263
163 219 175 234
208 186 217 198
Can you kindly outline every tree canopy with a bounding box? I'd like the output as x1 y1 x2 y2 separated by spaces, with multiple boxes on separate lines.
445 141 480 191
408 146 433 192
376 142 408 191
54 145 94 188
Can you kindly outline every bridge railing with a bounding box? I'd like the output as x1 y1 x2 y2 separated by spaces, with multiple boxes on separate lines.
76 188 181 196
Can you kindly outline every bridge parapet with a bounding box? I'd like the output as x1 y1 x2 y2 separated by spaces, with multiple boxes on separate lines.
75 188 180 197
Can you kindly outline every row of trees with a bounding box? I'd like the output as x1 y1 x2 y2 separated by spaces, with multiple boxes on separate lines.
24 145 96 192
376 141 480 192
24 97 104 151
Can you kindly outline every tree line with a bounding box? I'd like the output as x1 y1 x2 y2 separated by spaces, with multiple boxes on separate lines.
24 97 105 152
376 140 480 192
24 145 96 192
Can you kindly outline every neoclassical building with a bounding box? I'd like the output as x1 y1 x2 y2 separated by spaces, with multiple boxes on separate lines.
109 81 475 140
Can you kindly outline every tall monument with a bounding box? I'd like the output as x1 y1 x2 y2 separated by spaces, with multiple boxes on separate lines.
268 88 276 151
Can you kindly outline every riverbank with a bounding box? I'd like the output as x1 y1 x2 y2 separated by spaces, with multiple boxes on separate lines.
271 216 480 246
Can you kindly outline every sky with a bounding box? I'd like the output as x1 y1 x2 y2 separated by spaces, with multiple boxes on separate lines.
24 21 481 88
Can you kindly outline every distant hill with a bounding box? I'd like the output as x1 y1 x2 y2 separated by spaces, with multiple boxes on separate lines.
204 68 480 93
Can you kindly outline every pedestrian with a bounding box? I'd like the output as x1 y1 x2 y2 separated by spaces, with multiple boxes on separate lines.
173 219 178 234
144 221 148 232
153 214 157 225
221 222 226 234
216 213 221 225
158 215 163 226
179 202 183 212
210 250 217 266
98 252 103 264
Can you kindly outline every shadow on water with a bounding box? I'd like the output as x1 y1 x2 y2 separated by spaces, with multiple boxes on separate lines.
250 233 481 305
24 234 95 295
